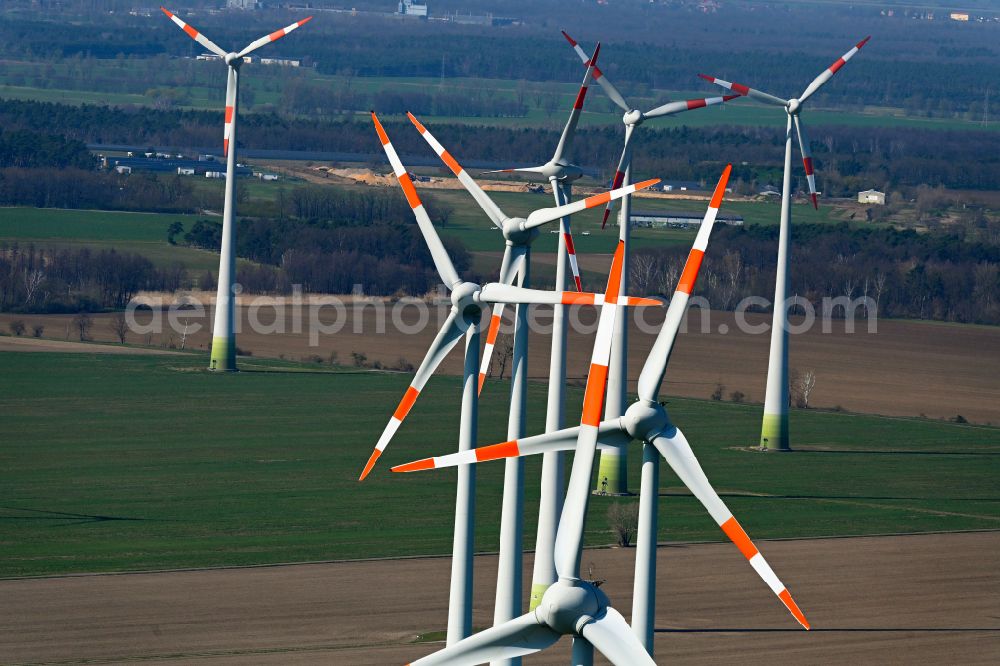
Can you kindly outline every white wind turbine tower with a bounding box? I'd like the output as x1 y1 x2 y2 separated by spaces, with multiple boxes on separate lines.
700 35 870 450
369 111 658 644
478 43 601 613
359 113 658 653
160 7 311 371
394 167 812 665
562 30 737 494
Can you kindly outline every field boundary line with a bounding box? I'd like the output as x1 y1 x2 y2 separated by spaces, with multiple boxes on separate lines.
3 529 997 582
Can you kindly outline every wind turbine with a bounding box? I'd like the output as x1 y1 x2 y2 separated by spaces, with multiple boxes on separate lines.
699 35 870 450
562 30 737 494
394 167 812 665
478 43 601 612
366 111 658 645
160 7 312 371
368 112 657 644
382 114 657 664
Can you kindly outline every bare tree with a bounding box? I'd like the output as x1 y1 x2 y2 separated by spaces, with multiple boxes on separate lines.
720 250 743 309
791 368 817 408
491 335 515 380
72 313 92 341
110 312 129 344
9 320 26 336
630 253 661 295
607 502 640 548
22 268 44 305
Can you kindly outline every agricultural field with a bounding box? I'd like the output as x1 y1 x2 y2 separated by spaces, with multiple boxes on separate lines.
1 351 997 579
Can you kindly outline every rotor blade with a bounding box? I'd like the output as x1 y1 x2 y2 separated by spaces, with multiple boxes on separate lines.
160 7 227 57
223 66 236 157
372 112 461 287
552 42 600 164
793 116 819 209
637 165 731 402
408 112 507 229
651 427 810 630
476 245 525 395
554 181 583 292
391 421 632 473
697 73 788 107
643 94 739 120
562 30 631 112
798 36 871 105
481 166 547 175
236 16 313 58
600 124 636 229
580 606 656 666
409 612 560 665
358 309 465 481
524 178 660 230
555 239 627 580
480 282 660 308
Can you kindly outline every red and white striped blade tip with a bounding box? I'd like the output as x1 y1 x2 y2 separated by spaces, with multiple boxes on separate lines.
561 30 578 46
587 42 601 65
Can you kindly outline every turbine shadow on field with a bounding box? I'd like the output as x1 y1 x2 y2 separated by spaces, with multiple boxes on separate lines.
0 506 154 526
656 627 1000 634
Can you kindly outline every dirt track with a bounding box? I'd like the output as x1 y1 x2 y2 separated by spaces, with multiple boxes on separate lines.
3 532 998 665
0 336 182 355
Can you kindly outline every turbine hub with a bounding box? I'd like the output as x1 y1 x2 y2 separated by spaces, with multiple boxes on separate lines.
623 109 643 126
622 399 669 442
503 218 539 246
787 98 801 114
451 281 482 321
225 52 242 67
535 579 607 635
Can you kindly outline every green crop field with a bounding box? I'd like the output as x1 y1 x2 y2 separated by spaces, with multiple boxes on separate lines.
0 207 220 271
1 351 997 579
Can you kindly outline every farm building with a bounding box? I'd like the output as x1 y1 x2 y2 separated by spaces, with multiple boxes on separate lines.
110 157 251 177
858 189 886 205
660 180 706 192
397 0 428 17
630 210 744 229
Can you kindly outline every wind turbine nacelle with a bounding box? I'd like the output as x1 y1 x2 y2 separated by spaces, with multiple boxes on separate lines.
622 399 670 442
503 218 540 246
623 109 643 126
224 52 242 66
787 98 801 114
535 579 608 635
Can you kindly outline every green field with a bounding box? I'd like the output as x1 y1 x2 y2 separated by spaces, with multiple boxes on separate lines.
1 351 997 578
0 207 220 271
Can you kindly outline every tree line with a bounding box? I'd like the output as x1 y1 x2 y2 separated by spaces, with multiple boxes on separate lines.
630 223 1000 325
2 98 997 197
0 244 184 313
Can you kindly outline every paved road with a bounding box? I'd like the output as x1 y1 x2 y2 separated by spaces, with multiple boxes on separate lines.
3 532 998 665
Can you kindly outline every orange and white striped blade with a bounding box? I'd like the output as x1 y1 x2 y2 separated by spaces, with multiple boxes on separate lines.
552 42 599 165
476 245 524 396
600 124 635 230
236 16 313 58
477 301 505 396
161 7 226 57
636 165 731 402
651 427 809 630
553 239 628 580
793 116 819 209
408 112 507 229
391 422 631 473
358 308 465 481
643 94 739 120
697 73 788 107
372 112 461 287
479 283 660 308
798 36 871 105
523 178 659 230
561 30 630 113
223 67 236 157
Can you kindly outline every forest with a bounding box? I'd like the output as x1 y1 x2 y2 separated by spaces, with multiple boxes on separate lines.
2 98 999 198
632 223 1000 325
